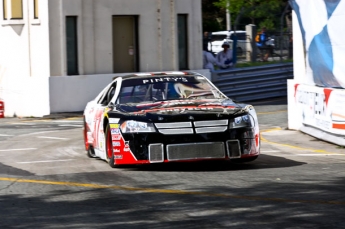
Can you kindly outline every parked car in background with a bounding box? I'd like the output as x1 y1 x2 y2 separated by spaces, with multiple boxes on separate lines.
83 71 260 168
208 30 247 55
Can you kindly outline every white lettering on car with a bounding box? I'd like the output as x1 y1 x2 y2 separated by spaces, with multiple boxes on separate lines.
142 77 189 84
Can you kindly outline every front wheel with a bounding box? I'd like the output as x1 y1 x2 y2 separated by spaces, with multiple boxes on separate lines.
105 124 117 168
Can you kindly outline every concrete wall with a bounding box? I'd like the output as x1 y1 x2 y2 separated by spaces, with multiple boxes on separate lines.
49 69 211 113
0 0 50 117
48 0 203 76
1 0 204 117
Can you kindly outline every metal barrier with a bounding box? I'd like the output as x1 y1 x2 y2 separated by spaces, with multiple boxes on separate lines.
211 63 293 102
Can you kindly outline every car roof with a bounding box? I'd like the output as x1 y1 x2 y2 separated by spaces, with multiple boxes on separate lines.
112 71 204 81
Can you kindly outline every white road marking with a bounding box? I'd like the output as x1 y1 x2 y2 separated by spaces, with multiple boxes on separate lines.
21 130 60 136
0 148 37 152
53 120 83 123
17 159 74 164
58 124 83 127
11 123 36 125
297 154 344 156
37 136 69 140
0 134 14 137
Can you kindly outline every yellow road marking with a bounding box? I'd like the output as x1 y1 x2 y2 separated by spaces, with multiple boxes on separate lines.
0 177 344 205
261 128 343 155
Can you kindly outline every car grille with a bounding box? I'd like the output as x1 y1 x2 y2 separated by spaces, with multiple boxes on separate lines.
148 144 164 163
167 142 225 161
154 120 228 135
226 140 241 158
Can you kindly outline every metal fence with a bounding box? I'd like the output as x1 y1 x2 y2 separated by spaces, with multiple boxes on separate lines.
211 62 293 103
235 33 291 61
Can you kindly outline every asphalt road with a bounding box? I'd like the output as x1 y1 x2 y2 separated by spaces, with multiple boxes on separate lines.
0 103 344 229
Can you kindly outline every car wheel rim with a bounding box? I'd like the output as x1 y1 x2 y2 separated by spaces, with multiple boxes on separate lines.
106 128 113 159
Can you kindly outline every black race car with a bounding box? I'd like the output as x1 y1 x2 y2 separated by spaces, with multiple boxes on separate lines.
83 71 260 168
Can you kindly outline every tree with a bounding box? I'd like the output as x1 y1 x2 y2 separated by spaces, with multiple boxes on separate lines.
202 0 226 32
213 0 289 31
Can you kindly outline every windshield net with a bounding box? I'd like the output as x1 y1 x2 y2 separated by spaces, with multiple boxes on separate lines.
118 75 225 103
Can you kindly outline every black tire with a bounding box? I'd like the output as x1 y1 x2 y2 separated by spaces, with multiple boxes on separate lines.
87 145 96 158
83 118 96 158
105 124 117 168
231 156 258 163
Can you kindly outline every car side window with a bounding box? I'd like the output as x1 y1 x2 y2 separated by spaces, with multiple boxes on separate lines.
99 82 117 106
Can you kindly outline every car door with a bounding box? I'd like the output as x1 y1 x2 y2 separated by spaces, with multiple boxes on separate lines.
91 80 119 156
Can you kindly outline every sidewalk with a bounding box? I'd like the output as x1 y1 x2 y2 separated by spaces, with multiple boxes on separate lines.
0 111 83 123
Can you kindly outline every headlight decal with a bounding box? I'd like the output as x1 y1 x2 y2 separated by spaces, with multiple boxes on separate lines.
120 120 156 133
229 114 254 129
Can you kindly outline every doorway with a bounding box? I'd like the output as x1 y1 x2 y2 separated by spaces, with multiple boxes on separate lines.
178 14 189 70
112 16 139 73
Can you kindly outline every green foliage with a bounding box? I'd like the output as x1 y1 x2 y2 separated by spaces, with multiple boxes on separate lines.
202 0 226 32
212 0 288 31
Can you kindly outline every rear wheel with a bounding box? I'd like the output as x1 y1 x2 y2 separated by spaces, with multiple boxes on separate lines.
87 145 96 158
83 118 96 158
83 117 89 151
105 124 117 168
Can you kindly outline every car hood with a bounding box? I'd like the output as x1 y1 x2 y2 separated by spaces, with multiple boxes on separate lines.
112 99 249 121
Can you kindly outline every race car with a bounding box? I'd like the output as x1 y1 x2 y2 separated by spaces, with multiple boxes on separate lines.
83 71 260 168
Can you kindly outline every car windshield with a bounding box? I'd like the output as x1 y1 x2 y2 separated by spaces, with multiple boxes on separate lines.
118 75 226 104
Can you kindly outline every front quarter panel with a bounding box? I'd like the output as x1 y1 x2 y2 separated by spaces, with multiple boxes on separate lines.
247 105 260 154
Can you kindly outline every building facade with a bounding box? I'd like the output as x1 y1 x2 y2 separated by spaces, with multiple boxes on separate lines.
0 0 204 117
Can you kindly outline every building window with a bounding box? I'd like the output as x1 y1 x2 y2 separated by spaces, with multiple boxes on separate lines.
11 0 23 19
178 14 189 70
66 16 79 75
33 0 38 19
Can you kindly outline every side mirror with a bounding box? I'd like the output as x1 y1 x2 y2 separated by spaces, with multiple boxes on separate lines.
108 102 114 110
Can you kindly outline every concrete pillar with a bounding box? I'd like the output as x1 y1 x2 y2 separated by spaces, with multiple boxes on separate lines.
246 24 257 62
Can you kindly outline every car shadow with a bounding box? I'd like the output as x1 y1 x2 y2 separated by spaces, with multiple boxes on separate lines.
0 162 35 176
120 154 306 172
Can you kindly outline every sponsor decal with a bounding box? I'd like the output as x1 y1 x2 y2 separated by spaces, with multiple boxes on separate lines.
111 129 120 134
112 141 121 146
110 124 120 128
124 141 130 152
113 149 120 153
294 84 345 135
143 77 188 84
132 105 237 115
112 134 122 140
109 118 120 124
114 155 123 159
93 108 104 148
